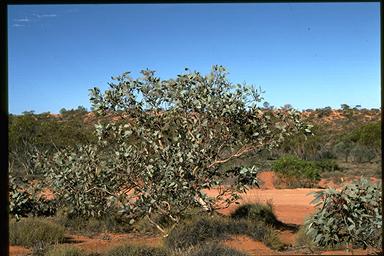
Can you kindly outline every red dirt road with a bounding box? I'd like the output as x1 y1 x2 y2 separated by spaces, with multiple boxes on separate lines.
204 187 320 225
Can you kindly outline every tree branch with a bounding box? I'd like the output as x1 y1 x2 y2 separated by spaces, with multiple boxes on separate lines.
208 145 255 168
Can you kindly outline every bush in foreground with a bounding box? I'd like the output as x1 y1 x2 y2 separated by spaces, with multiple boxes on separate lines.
9 217 65 247
306 178 382 249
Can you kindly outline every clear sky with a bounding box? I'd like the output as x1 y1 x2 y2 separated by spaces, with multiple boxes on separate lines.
8 3 380 114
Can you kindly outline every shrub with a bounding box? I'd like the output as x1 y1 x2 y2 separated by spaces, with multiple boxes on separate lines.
106 244 167 256
272 155 320 181
45 245 87 256
9 175 57 220
230 203 281 227
315 150 337 161
39 66 311 232
9 217 65 247
306 178 382 249
350 145 376 163
188 243 247 256
314 159 340 172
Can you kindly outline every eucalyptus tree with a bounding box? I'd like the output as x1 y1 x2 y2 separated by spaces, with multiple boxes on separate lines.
40 65 312 234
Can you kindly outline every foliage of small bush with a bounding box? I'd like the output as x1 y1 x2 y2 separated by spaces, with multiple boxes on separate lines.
306 178 382 249
272 155 321 188
188 243 248 256
9 217 65 247
230 203 281 227
350 145 376 163
106 244 167 256
45 245 87 256
9 175 57 220
272 155 320 180
314 159 340 172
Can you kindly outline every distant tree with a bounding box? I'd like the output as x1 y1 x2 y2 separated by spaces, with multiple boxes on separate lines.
353 104 362 110
340 104 350 111
334 141 353 163
22 110 35 116
262 101 270 109
316 107 332 118
76 105 88 112
59 108 67 115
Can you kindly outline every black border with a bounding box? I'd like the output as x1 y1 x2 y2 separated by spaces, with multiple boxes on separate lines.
1 1 8 256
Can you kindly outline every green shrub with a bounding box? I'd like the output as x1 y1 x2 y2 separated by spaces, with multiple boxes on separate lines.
230 203 281 227
306 178 382 249
106 244 167 256
9 217 65 247
189 243 247 256
350 145 376 163
9 175 57 220
314 159 340 172
272 155 320 180
45 245 87 256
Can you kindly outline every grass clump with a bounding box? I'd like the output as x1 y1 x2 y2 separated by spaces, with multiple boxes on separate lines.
164 213 284 251
54 209 131 236
9 217 65 247
188 243 248 256
230 203 281 227
133 213 174 235
105 244 167 256
295 223 316 252
164 216 229 250
45 245 87 256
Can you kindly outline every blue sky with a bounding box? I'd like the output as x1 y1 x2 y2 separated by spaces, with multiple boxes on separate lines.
8 3 380 114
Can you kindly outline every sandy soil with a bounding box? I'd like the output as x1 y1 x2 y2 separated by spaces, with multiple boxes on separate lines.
69 233 161 254
222 235 275 255
204 171 320 225
9 246 30 256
